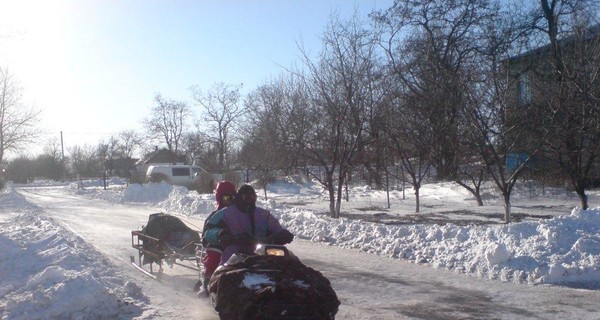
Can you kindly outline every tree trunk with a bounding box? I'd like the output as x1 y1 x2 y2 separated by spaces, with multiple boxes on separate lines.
455 180 484 206
335 172 346 218
415 186 420 213
475 193 484 207
325 173 336 218
344 170 349 202
328 188 336 218
335 191 342 219
575 185 589 210
503 192 511 224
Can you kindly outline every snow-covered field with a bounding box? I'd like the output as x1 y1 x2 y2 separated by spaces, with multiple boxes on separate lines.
1 177 599 319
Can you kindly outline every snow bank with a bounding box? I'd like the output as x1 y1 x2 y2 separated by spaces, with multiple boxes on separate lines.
271 200 600 285
0 188 149 319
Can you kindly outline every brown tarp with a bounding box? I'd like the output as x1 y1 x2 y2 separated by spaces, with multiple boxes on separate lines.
140 213 200 264
209 254 339 320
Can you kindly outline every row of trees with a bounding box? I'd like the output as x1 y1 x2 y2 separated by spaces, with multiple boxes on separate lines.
240 0 600 220
232 0 600 221
2 0 599 223
2 130 145 183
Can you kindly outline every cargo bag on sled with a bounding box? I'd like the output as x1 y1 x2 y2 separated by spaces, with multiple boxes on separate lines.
209 254 340 320
138 212 201 265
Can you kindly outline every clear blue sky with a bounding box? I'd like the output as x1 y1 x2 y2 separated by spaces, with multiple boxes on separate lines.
0 0 392 157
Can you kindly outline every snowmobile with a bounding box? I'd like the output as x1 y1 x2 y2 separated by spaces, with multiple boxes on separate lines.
208 242 340 320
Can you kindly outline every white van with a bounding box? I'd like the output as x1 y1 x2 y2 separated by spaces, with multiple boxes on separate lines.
145 164 206 190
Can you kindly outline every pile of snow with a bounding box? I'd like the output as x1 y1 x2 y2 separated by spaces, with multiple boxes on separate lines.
0 187 149 319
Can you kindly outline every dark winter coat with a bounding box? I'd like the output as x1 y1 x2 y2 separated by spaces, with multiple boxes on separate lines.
203 204 288 264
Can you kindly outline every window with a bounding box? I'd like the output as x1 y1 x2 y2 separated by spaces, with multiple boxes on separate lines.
172 167 190 176
519 73 532 105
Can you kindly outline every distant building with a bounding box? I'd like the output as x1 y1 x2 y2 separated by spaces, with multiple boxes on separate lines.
506 25 600 108
504 25 600 185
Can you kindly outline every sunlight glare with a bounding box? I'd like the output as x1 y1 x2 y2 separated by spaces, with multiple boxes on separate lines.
1 0 75 131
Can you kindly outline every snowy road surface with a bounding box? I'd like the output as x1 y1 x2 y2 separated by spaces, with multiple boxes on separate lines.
18 186 600 320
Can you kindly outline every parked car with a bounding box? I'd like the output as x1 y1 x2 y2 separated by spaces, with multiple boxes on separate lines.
146 164 207 190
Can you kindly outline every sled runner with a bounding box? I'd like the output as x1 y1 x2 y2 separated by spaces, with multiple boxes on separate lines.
130 212 203 279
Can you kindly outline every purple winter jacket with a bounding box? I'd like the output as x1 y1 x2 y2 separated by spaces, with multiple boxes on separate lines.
219 205 286 264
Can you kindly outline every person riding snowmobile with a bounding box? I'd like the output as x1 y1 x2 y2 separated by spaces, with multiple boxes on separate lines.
195 180 237 295
203 184 293 265
205 186 339 319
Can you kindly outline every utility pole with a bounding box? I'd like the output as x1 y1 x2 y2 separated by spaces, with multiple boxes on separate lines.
61 131 66 181
385 147 390 209
60 131 64 161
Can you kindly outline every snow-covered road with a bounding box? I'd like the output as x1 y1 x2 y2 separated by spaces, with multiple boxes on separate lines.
17 186 219 320
16 186 600 319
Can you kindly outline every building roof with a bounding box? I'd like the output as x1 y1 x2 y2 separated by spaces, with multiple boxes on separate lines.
506 24 600 64
136 148 187 166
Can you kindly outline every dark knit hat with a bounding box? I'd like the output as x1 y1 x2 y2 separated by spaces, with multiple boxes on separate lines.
236 185 257 212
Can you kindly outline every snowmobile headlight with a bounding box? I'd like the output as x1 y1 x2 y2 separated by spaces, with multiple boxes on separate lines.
266 248 286 256
255 244 290 257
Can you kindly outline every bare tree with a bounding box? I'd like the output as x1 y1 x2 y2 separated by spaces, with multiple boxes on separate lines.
116 130 144 158
455 161 487 206
238 136 278 200
5 155 35 183
67 144 104 177
243 75 312 173
458 6 548 223
383 94 434 213
240 76 312 197
374 0 497 211
526 0 600 209
461 68 539 223
181 131 214 169
42 137 63 160
35 138 66 180
191 82 244 173
374 0 495 182
35 156 65 181
143 94 191 155
97 137 119 160
297 12 381 218
0 67 41 163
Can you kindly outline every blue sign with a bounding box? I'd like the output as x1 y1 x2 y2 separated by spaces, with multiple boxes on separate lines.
506 152 534 172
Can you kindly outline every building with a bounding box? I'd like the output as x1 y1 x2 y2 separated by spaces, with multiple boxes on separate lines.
504 24 600 187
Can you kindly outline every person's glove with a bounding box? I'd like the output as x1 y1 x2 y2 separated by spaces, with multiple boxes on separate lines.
265 230 294 245
218 229 234 247
233 232 256 244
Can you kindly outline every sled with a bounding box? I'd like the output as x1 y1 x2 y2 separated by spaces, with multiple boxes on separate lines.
130 212 203 279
